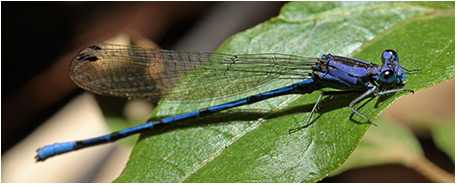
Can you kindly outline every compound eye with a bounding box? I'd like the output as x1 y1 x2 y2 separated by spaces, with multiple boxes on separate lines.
381 49 398 63
380 69 396 86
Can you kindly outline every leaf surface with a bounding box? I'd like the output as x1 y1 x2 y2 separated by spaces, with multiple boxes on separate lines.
115 2 454 182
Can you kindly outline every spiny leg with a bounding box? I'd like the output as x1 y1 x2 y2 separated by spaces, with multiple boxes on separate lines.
288 90 359 134
375 88 415 96
288 93 324 134
349 87 416 126
349 86 377 126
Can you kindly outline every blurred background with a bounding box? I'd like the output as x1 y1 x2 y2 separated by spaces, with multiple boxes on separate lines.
1 1 454 183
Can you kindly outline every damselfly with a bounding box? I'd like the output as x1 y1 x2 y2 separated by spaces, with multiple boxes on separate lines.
36 44 420 161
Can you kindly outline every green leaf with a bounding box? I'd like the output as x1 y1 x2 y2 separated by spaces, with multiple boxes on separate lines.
115 2 454 182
